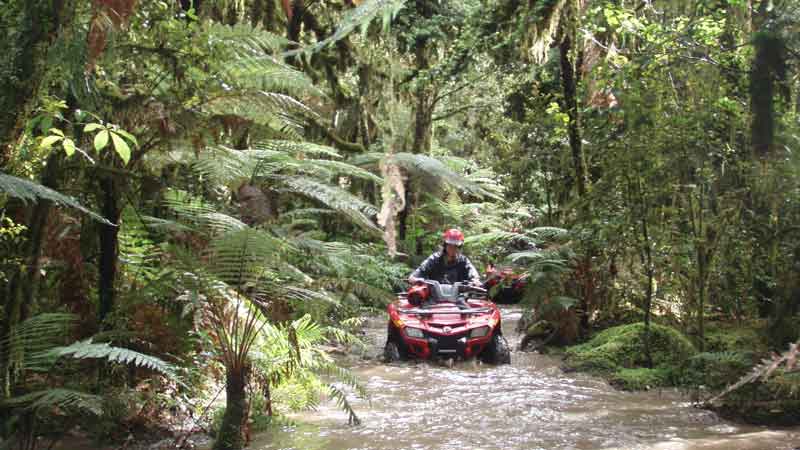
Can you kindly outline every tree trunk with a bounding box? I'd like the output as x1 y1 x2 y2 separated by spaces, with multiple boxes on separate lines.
98 175 120 324
559 35 587 199
214 366 249 450
1 152 61 397
0 0 73 167
696 251 707 353
641 204 654 368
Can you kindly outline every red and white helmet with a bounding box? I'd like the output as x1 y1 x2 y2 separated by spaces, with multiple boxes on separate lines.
443 228 465 246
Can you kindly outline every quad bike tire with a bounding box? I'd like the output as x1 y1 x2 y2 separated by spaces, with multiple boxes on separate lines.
383 330 408 362
481 333 511 365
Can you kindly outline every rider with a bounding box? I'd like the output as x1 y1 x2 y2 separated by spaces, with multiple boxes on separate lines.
408 228 481 286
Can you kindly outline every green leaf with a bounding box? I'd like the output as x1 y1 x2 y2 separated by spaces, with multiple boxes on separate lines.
40 135 63 149
83 123 104 133
50 128 64 137
114 129 138 147
39 117 53 133
94 130 110 151
111 132 131 164
62 138 76 157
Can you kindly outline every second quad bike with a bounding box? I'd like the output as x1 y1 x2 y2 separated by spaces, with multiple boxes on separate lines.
484 264 528 304
384 279 511 365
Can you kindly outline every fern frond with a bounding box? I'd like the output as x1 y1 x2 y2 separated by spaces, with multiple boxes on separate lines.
323 324 367 350
285 0 406 57
464 231 534 248
281 286 341 306
205 22 288 54
327 384 362 426
531 226 569 241
203 94 308 138
282 208 338 219
194 146 289 187
224 55 320 96
206 228 291 286
44 339 174 376
161 190 250 235
708 340 800 404
316 363 368 400
257 141 342 159
302 159 383 184
353 153 499 200
2 313 75 371
4 388 103 415
274 175 379 232
0 173 112 224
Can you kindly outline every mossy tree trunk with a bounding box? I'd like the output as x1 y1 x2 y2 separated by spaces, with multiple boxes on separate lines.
214 365 250 450
558 33 586 200
0 0 73 166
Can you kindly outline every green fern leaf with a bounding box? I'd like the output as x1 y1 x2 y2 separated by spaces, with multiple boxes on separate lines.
45 339 174 376
0 173 112 224
4 388 103 415
285 0 406 57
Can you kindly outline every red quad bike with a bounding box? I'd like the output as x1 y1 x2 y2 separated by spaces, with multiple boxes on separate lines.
384 280 511 365
484 265 528 305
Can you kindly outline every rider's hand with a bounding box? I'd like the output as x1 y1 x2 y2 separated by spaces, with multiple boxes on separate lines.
408 276 421 284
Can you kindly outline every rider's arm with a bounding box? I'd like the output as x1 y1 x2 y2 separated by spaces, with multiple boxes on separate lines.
464 257 481 285
409 252 438 283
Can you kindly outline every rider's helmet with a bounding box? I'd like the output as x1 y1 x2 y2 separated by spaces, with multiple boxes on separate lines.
443 228 465 247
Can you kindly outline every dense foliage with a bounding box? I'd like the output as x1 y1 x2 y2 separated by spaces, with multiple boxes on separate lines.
1 0 800 448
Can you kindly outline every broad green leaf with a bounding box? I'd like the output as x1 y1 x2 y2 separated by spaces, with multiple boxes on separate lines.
114 129 138 147
50 128 64 137
39 117 53 133
62 138 76 157
94 130 109 151
83 123 104 133
110 132 131 164
40 135 63 149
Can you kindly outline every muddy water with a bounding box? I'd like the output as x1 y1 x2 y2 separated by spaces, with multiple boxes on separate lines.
252 308 800 450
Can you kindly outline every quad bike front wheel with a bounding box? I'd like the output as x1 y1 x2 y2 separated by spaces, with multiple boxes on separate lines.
384 340 402 362
481 333 511 365
383 332 408 362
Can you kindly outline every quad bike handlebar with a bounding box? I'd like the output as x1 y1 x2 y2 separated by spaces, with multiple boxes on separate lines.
403 278 487 306
407 278 486 293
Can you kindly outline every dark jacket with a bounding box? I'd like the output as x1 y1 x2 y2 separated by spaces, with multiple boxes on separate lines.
410 251 481 285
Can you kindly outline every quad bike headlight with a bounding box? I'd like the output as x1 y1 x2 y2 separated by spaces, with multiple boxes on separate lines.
469 326 490 338
405 327 425 338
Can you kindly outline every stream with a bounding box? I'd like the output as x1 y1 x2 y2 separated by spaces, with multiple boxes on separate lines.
251 307 800 450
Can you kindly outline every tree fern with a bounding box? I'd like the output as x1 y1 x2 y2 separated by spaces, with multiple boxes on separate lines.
0 173 111 224
252 315 367 425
